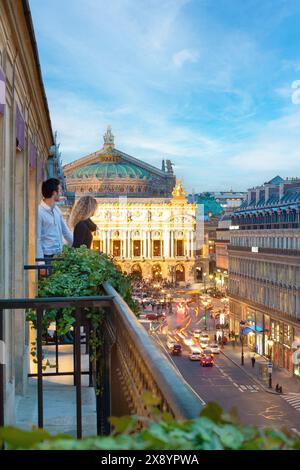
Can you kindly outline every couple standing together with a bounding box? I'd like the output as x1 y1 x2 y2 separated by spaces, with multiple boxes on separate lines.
37 178 98 261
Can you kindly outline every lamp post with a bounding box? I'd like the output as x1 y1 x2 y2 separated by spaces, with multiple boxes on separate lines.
240 321 246 366
202 301 208 329
167 293 172 314
203 272 207 291
267 338 274 389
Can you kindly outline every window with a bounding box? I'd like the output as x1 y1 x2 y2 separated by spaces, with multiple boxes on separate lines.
153 240 161 257
176 240 184 256
133 240 141 257
113 240 121 257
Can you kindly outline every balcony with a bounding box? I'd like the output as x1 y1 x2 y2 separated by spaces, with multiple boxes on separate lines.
228 245 300 257
0 283 203 438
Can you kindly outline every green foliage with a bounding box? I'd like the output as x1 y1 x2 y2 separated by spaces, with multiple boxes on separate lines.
1 402 300 450
26 245 138 334
26 246 138 380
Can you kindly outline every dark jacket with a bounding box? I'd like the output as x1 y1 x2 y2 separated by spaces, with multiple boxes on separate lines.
72 218 97 249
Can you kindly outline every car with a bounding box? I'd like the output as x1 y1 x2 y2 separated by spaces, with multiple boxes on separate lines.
171 344 182 356
200 355 214 367
183 336 194 346
145 313 165 321
192 329 201 338
209 343 220 354
189 349 202 361
201 348 213 356
199 333 209 342
167 339 177 350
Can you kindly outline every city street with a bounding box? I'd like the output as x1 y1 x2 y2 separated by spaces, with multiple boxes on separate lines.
170 348 300 431
140 288 300 433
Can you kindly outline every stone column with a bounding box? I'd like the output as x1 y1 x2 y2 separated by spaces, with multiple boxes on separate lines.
164 230 169 258
107 230 110 255
148 232 151 259
123 231 127 258
127 231 131 258
143 231 147 258
185 231 189 257
103 231 107 254
191 230 194 257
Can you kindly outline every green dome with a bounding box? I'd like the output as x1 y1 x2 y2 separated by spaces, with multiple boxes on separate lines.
71 162 151 180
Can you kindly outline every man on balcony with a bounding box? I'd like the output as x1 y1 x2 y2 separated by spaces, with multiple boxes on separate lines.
37 178 73 260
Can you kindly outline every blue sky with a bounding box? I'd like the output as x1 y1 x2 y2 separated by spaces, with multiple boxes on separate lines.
29 0 300 192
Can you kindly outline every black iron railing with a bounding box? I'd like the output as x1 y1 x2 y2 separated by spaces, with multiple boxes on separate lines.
0 266 204 439
0 295 113 438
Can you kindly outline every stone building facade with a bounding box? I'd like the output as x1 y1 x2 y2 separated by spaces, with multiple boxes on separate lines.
64 129 197 284
228 176 300 377
0 0 53 422
91 183 197 284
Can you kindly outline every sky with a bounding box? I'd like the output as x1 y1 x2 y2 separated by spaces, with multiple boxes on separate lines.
29 0 300 192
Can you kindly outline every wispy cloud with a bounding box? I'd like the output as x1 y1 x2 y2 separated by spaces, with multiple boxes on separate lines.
172 49 199 68
29 0 300 191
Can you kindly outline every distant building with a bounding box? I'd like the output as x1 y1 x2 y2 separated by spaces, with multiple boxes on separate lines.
64 126 176 197
63 128 197 284
228 176 300 377
46 131 66 191
188 191 246 215
189 191 245 286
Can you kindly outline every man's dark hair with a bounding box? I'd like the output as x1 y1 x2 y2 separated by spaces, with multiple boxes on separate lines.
42 178 60 198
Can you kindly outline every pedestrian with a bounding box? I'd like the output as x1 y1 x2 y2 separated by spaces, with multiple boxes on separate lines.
251 355 256 368
69 195 98 249
37 178 73 261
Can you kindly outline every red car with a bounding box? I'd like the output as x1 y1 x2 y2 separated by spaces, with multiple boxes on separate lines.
200 355 214 367
145 313 165 321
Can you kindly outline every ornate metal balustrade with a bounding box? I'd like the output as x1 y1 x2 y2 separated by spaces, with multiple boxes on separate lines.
0 283 203 440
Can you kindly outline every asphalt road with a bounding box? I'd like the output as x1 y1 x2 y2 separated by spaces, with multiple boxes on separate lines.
141 298 300 432
158 338 300 431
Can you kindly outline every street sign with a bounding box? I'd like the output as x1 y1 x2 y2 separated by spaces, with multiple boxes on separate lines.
268 363 273 372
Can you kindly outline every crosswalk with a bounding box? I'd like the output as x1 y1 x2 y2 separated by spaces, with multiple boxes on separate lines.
281 393 300 411
215 364 260 392
233 383 260 393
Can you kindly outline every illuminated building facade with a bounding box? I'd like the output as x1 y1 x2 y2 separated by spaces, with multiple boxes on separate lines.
64 128 197 283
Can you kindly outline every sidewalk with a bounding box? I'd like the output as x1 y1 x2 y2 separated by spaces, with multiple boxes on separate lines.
221 342 300 395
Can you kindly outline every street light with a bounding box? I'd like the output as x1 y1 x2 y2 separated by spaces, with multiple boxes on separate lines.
202 301 209 329
240 321 246 365
267 338 274 389
203 272 207 291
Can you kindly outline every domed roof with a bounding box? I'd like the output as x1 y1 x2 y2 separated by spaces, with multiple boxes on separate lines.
70 161 151 180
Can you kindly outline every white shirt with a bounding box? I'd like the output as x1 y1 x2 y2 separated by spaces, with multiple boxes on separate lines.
37 200 73 259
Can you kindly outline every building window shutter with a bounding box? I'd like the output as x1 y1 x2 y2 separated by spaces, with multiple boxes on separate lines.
16 105 25 151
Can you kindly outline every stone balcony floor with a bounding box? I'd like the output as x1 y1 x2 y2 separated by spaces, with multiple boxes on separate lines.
15 343 97 438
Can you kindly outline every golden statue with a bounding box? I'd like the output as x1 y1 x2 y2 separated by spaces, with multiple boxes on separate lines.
172 179 186 199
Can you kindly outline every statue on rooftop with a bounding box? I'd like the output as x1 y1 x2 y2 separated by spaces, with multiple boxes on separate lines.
103 125 114 145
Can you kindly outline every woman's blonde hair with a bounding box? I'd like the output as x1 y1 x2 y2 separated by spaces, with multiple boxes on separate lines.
69 195 97 229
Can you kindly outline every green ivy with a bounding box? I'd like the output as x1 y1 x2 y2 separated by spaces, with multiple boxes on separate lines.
1 402 299 450
26 246 138 379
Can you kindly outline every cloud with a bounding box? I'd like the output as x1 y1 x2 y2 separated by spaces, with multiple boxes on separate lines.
229 110 300 173
172 49 199 68
28 0 300 192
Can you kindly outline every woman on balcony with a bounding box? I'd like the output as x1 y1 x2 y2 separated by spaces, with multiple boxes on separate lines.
69 196 98 249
